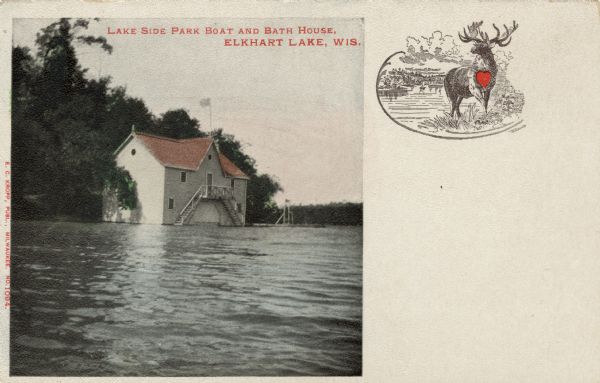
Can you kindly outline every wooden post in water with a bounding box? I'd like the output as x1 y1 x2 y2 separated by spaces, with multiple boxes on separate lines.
275 199 292 225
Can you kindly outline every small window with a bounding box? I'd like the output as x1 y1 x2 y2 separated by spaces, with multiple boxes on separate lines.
230 178 235 188
168 198 174 210
208 154 212 160
237 203 242 213
131 148 136 156
180 172 187 182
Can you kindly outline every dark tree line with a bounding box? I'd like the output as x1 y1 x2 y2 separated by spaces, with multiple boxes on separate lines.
288 203 362 226
379 68 446 89
12 18 281 223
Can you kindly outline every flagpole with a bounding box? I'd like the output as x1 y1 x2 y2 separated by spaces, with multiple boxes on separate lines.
200 98 212 132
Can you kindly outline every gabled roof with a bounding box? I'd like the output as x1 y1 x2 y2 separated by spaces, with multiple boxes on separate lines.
219 154 250 180
116 131 249 178
135 132 212 171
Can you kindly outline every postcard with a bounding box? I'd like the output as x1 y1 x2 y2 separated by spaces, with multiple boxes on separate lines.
0 1 599 382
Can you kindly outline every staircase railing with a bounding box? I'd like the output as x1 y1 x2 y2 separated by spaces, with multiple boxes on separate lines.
177 185 206 218
176 185 238 225
206 185 233 199
221 197 243 226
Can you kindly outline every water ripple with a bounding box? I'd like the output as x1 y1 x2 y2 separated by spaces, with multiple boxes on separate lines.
10 221 362 376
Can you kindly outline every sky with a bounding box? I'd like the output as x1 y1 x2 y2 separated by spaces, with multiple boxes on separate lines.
13 18 364 205
389 28 514 73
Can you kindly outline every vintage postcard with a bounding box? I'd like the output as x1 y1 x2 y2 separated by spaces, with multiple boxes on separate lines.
1 1 599 382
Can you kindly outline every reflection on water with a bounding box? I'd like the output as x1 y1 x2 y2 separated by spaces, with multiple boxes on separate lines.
380 86 478 122
10 221 362 376
378 87 409 99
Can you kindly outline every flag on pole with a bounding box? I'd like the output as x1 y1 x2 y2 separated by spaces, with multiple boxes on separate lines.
200 98 212 131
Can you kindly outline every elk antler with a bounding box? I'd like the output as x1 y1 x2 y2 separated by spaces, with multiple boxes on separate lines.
458 21 485 43
489 20 519 47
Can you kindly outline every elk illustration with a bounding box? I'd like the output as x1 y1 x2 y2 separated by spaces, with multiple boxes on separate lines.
444 21 518 117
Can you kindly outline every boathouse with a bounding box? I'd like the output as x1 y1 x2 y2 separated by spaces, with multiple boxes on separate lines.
102 130 249 226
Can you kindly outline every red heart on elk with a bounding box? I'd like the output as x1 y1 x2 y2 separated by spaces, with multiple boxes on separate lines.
476 71 492 89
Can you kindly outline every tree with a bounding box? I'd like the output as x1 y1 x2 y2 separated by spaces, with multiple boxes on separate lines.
288 202 362 225
101 86 156 151
151 109 205 139
30 18 112 116
211 129 282 223
106 167 137 210
12 18 282 223
11 46 46 215
210 129 256 177
246 174 282 223
11 18 126 219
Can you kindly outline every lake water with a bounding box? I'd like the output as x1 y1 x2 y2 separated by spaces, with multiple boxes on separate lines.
379 86 478 125
10 221 362 376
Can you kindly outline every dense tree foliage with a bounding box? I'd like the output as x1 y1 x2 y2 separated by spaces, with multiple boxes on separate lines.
151 109 205 139
287 203 362 226
101 86 155 152
246 175 282 223
210 129 282 223
12 19 118 220
106 167 137 210
12 18 280 223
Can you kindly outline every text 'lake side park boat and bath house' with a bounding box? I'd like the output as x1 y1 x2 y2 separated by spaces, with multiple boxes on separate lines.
102 128 249 226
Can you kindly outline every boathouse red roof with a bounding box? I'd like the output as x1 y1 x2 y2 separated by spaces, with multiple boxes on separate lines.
218 154 249 179
131 132 249 178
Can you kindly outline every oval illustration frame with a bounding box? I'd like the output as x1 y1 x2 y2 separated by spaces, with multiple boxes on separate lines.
376 50 525 140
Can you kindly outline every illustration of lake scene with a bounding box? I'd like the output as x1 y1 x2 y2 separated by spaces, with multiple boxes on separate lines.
377 23 525 139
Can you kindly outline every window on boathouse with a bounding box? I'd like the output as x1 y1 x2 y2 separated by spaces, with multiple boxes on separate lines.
180 172 187 182
168 198 174 210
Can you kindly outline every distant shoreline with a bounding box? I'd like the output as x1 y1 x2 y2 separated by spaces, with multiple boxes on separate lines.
12 200 363 226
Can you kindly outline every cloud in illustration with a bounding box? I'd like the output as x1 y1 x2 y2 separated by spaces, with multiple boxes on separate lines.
399 31 468 66
389 30 514 73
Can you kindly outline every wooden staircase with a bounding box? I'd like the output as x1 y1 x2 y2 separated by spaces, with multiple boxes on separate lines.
174 185 243 226
174 200 198 225
221 197 243 226
174 187 204 226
